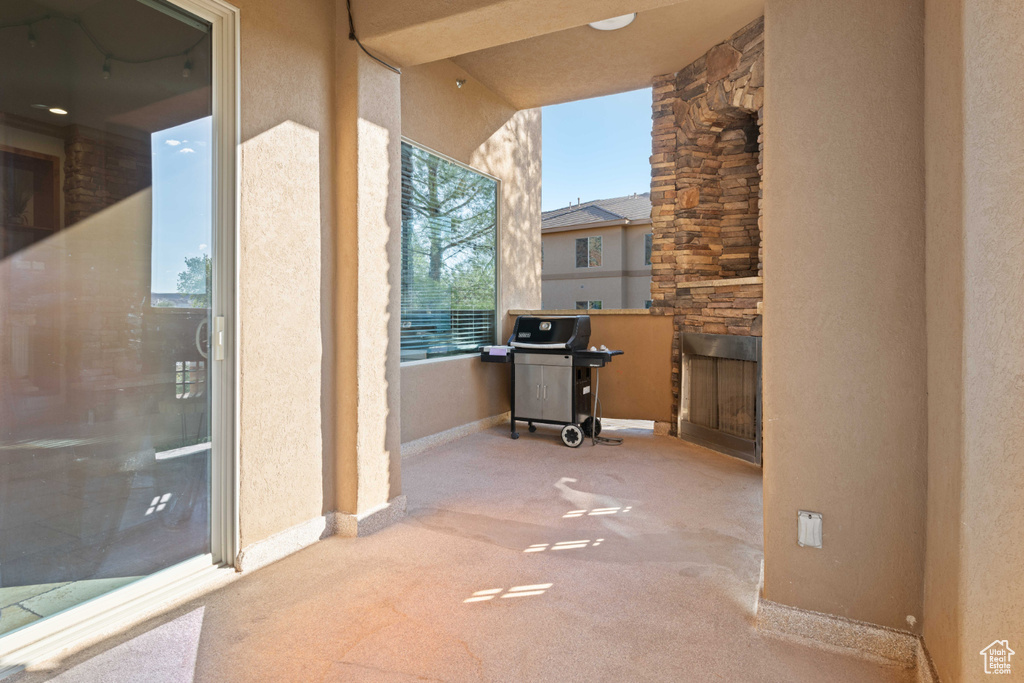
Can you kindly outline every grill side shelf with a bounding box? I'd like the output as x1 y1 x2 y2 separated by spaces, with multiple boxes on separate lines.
572 349 623 367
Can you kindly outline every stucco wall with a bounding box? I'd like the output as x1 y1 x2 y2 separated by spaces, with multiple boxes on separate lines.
624 276 653 309
624 225 653 272
958 1 1024 678
399 59 541 444
542 226 625 279
235 0 335 548
542 278 624 311
508 311 672 423
762 0 928 631
922 0 964 676
541 224 652 310
922 5 1024 680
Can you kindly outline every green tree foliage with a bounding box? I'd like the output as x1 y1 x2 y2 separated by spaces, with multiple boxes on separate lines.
401 144 497 312
176 254 211 309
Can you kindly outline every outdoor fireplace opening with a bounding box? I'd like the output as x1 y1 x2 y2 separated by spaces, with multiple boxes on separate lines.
679 334 761 465
686 356 757 440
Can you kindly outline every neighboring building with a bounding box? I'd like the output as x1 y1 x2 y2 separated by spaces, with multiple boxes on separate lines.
541 193 653 310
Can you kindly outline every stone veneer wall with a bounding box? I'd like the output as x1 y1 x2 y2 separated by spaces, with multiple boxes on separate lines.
63 126 151 227
61 127 159 426
649 17 765 427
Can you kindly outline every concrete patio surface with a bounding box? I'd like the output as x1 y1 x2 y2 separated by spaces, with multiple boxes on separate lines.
13 422 915 682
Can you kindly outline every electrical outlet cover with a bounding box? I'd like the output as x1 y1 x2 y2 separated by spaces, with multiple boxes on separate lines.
797 510 822 548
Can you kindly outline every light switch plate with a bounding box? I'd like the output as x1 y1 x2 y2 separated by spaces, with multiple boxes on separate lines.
798 510 822 548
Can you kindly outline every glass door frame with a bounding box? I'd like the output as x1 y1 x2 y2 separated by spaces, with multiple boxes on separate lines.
0 0 239 672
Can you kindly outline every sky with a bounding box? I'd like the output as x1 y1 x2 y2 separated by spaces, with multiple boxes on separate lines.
151 116 213 294
541 88 653 212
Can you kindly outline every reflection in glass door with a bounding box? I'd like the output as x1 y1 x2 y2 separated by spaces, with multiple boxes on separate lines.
0 0 217 637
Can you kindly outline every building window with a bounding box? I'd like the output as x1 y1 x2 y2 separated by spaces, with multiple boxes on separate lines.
645 233 653 266
645 300 653 309
575 235 602 268
576 300 602 310
175 360 206 399
400 141 498 361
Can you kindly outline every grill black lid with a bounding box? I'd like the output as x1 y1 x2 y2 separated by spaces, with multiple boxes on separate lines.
508 315 591 350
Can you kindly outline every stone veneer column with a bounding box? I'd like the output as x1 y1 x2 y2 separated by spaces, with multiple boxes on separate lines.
335 39 404 522
649 17 764 426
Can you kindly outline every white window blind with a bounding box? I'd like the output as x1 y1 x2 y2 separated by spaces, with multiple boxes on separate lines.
400 142 498 361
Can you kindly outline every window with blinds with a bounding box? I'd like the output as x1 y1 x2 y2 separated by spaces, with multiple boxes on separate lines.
400 142 499 361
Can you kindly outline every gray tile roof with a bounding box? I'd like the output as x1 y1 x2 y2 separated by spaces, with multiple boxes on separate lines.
542 192 652 229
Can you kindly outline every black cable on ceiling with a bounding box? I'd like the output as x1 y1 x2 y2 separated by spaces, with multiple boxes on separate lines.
1 13 208 65
345 0 401 76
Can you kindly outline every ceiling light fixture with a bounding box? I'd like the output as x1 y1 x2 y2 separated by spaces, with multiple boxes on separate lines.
588 13 636 31
27 25 37 47
182 56 192 78
456 79 466 89
48 107 68 115
102 57 111 80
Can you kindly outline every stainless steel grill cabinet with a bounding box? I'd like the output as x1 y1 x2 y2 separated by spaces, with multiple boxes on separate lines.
481 315 623 447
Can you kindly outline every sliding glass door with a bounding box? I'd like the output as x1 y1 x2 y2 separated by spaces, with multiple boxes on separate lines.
0 0 228 639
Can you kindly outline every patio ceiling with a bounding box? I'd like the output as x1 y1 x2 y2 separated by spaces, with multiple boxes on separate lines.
452 0 764 108
351 0 685 67
354 0 764 109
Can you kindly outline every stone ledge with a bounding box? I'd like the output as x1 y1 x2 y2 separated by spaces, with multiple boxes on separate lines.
674 276 763 290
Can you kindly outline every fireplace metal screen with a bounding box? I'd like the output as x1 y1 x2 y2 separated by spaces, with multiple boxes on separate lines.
679 333 762 464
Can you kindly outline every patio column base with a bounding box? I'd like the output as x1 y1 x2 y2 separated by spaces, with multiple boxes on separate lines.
235 495 407 572
757 599 927 671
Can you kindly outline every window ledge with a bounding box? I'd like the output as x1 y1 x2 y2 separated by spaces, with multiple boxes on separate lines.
400 353 482 368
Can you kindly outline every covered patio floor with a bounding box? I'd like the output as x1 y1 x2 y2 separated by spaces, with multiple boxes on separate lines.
16 423 913 682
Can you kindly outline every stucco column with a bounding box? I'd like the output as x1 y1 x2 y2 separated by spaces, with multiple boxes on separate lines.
335 34 404 523
922 0 964 676
762 0 927 631
922 4 1024 679
958 0 1024 676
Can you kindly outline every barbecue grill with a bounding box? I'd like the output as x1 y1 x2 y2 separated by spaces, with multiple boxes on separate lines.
481 314 623 447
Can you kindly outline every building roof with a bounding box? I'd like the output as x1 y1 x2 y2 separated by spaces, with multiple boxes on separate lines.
542 193 652 230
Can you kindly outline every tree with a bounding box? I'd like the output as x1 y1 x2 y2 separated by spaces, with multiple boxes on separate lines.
401 145 497 312
176 254 211 309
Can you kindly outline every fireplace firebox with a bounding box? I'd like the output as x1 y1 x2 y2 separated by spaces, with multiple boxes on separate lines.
678 333 762 465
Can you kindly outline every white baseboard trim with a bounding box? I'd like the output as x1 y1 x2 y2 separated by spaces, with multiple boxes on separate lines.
235 514 337 573
235 495 408 572
334 495 408 538
757 599 919 668
401 412 510 458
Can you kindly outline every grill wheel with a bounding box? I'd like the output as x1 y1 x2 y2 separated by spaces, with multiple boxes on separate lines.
560 424 583 448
